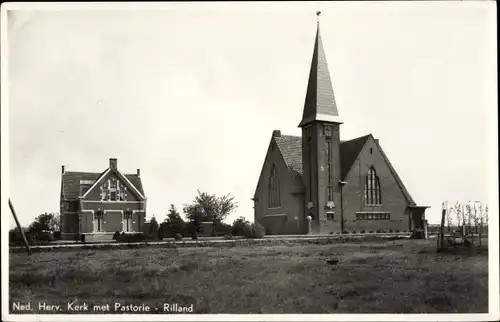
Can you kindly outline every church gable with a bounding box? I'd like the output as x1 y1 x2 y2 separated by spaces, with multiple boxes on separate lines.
253 134 297 200
345 135 415 206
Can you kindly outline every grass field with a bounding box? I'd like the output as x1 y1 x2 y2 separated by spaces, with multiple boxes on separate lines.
9 239 488 314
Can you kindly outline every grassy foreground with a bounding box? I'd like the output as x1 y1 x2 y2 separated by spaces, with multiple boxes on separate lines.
9 239 488 314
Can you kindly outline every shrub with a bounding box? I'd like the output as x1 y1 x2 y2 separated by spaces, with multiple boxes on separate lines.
395 229 400 233
389 228 393 233
223 234 233 240
369 230 374 234
112 230 120 240
376 228 382 233
360 229 366 234
351 229 357 234
329 232 333 235
251 223 266 239
232 217 253 237
53 231 61 240
174 233 183 241
116 232 147 243
342 230 348 234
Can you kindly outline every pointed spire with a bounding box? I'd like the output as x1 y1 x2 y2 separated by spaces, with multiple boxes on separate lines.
299 13 342 127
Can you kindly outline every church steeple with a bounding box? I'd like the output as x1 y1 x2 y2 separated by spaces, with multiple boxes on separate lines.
298 12 342 127
300 12 343 234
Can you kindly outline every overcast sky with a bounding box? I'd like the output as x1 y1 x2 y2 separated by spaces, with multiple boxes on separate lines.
3 1 497 228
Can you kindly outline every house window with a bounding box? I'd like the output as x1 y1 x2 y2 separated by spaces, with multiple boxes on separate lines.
94 211 104 232
123 211 133 232
108 179 119 201
327 213 334 221
365 167 382 205
121 187 127 201
268 165 281 208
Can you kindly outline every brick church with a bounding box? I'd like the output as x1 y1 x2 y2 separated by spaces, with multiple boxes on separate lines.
253 18 429 235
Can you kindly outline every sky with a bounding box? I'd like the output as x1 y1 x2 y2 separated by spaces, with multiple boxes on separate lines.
3 1 497 228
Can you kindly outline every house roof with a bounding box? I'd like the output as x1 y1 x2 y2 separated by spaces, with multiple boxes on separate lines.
273 134 415 205
61 171 144 201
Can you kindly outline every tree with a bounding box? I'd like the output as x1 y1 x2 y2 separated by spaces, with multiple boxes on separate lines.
183 190 239 238
149 215 160 240
445 201 453 233
29 212 60 232
162 204 186 237
453 202 463 236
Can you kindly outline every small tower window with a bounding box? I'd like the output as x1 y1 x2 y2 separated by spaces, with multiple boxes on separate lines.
370 148 373 154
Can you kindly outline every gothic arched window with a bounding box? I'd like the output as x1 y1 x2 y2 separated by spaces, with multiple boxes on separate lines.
268 165 281 208
365 167 382 205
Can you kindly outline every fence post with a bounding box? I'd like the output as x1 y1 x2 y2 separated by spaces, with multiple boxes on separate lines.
9 198 31 255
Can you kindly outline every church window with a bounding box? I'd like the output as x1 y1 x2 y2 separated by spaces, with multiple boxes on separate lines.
370 148 373 154
355 212 390 220
365 167 382 205
326 140 333 201
268 165 281 208
308 136 313 202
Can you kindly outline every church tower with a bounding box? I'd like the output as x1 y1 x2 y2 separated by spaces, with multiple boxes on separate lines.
299 13 343 233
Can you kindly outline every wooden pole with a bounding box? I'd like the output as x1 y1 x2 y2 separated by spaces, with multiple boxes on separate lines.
9 198 31 255
438 202 446 252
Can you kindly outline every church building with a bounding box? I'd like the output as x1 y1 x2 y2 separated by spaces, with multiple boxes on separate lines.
253 17 429 235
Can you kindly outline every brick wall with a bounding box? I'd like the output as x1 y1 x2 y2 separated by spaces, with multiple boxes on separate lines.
342 136 410 232
61 213 79 233
80 212 93 233
254 139 304 235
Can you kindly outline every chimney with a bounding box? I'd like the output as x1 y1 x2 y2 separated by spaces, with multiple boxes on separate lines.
62 165 65 174
137 169 141 177
109 158 117 170
272 130 282 137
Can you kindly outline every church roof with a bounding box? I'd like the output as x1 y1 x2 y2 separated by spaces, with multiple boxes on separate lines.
298 22 342 127
61 171 144 200
274 134 415 205
274 134 368 182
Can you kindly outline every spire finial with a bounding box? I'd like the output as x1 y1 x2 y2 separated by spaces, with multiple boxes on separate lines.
316 10 321 24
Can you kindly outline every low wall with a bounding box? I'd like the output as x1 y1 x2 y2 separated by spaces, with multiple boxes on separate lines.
10 234 411 254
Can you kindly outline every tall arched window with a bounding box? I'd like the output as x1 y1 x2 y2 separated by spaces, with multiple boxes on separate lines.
269 165 281 208
365 167 382 205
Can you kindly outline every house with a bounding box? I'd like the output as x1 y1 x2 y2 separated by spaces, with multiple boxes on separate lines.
253 19 429 235
60 158 146 241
